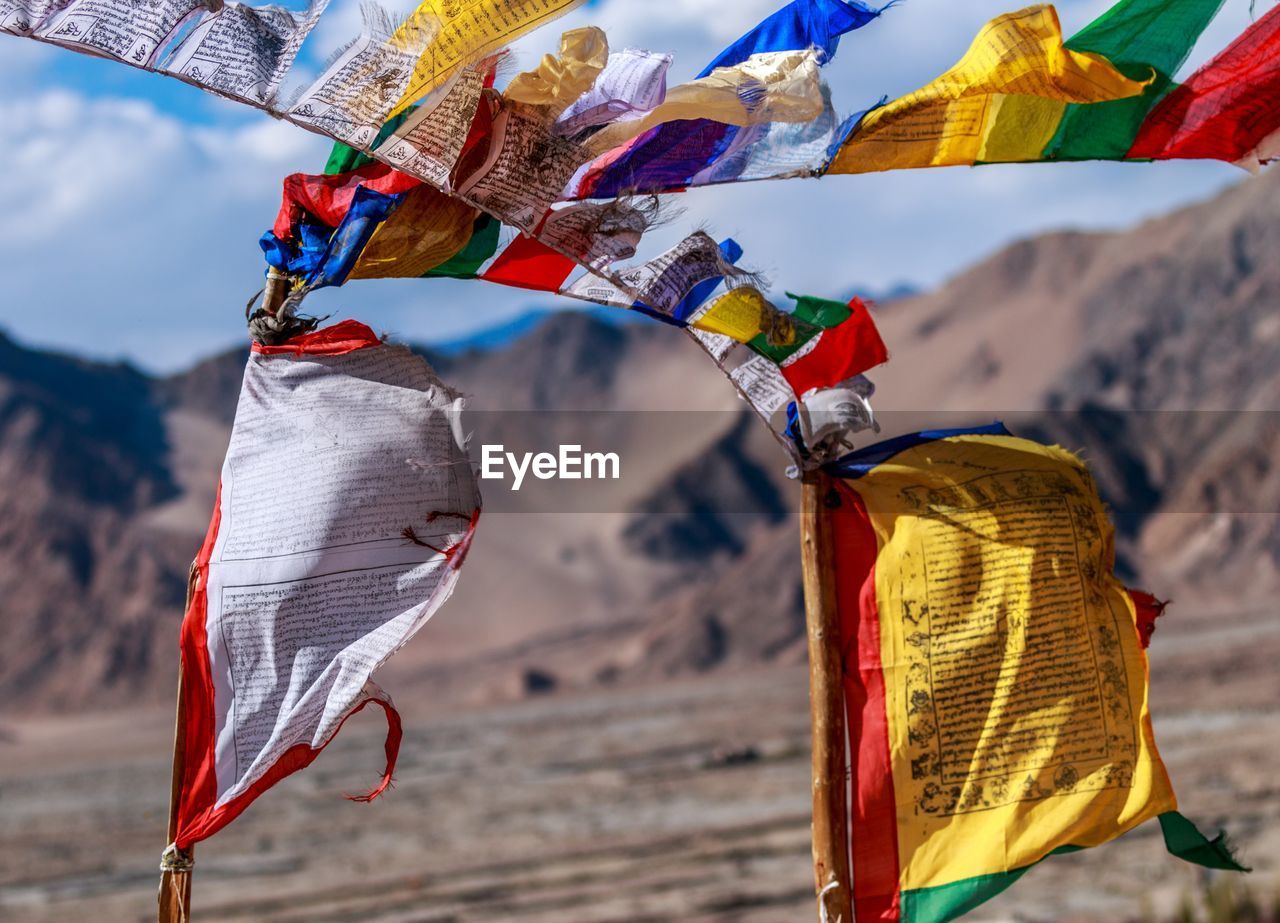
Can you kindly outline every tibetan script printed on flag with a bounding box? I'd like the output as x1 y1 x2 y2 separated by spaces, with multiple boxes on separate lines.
825 426 1242 922
173 320 480 848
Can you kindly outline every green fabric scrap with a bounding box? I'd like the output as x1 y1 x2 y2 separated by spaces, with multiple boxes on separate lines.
1160 811 1250 872
422 214 501 279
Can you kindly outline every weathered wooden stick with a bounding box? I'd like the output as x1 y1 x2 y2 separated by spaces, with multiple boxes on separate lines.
261 267 290 317
800 470 853 923
157 271 289 921
158 562 199 923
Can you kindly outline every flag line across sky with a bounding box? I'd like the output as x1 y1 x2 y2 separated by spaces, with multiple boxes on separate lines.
6 0 1280 466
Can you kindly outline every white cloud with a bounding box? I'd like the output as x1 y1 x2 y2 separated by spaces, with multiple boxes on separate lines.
0 88 331 370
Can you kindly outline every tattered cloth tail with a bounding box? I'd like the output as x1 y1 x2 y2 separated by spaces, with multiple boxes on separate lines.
1160 811 1250 872
1128 589 1169 649
344 681 403 803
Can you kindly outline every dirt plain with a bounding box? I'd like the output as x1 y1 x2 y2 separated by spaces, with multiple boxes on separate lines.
2 589 1275 923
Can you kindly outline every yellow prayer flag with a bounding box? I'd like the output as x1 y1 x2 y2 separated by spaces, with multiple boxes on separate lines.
503 27 609 113
827 5 1149 174
691 287 778 343
389 0 586 116
827 428 1242 923
350 186 478 279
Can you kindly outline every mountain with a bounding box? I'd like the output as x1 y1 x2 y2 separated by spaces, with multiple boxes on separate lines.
427 304 651 356
0 332 187 710
869 167 1280 599
2 168 1279 715
428 309 555 356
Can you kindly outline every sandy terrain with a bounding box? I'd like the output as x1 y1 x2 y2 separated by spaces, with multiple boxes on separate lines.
2 591 1275 923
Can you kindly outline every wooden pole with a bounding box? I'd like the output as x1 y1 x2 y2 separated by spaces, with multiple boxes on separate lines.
261 267 290 317
800 470 853 923
157 270 289 922
158 562 199 923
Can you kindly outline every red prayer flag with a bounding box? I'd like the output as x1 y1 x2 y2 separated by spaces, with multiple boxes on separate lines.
273 164 423 238
780 297 888 398
480 233 578 291
1129 4 1280 163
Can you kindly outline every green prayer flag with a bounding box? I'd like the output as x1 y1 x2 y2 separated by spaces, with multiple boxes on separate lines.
1160 811 1251 872
747 291 851 363
1046 0 1227 160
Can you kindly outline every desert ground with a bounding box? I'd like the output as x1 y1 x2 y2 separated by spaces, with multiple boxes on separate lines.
2 588 1276 923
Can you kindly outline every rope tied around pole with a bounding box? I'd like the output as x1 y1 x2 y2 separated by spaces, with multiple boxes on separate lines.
246 269 323 346
159 843 194 874
817 879 843 923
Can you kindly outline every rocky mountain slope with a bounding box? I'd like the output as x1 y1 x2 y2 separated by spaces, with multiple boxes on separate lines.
3 167 1279 714
0 334 187 710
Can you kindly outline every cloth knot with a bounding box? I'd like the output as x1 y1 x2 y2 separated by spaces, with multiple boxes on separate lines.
159 843 194 873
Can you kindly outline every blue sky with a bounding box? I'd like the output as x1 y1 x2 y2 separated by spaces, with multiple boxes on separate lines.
0 0 1259 371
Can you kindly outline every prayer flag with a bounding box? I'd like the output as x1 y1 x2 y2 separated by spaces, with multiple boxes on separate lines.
479 232 579 291
424 213 503 278
1044 0 1227 160
390 0 586 114
698 0 883 76
824 427 1245 922
822 0 1280 173
747 291 857 363
349 185 479 280
570 0 882 198
1128 2 1280 165
261 185 409 287
826 5 1151 174
272 163 421 240
266 162 496 283
555 47 671 135
777 296 887 397
503 26 609 114
174 321 480 848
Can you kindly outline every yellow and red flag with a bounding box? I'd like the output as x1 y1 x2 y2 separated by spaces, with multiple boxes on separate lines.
825 425 1245 923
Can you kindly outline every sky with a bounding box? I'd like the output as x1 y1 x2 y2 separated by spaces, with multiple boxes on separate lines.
0 0 1262 372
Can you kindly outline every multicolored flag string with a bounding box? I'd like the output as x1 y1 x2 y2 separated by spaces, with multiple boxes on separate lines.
824 425 1247 923
8 0 1280 464
565 0 886 199
825 4 1154 174
243 0 1280 469
567 0 1280 194
263 153 891 460
823 0 1280 173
